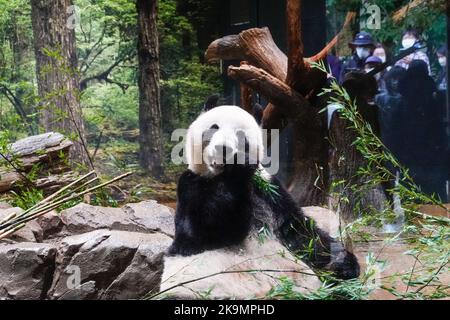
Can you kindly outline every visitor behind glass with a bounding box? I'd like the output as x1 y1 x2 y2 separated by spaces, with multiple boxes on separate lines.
339 31 375 83
436 45 447 92
395 28 431 74
373 43 388 64
375 66 406 155
365 55 385 92
396 60 447 200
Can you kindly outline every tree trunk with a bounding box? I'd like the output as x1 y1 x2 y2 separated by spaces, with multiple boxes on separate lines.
30 0 91 168
136 0 164 178
328 73 388 223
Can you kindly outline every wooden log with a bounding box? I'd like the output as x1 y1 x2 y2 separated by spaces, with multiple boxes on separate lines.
205 35 244 62
206 27 287 81
228 64 310 120
2 132 73 171
0 132 74 193
228 63 328 205
0 171 78 193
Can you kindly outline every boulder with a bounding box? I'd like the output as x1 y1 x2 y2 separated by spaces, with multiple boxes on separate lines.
0 242 56 299
49 229 172 300
159 236 322 299
101 249 165 300
122 201 175 236
59 201 174 237
36 211 64 240
0 202 12 209
0 207 43 242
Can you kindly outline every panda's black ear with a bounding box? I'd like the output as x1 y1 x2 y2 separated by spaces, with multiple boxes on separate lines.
252 103 263 126
203 94 220 112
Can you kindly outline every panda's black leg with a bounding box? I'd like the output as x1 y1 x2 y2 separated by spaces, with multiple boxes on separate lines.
167 234 204 256
279 216 360 280
266 177 360 279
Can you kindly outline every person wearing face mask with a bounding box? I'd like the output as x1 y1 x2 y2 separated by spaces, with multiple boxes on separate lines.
339 31 375 83
373 43 390 80
436 46 447 92
364 55 385 92
395 28 431 74
373 44 388 64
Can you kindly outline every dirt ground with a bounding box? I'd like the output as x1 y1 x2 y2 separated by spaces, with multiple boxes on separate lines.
354 240 449 300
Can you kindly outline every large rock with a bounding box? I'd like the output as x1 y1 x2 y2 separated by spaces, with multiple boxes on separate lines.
122 201 175 236
0 202 12 209
36 211 65 240
0 207 43 242
59 200 174 236
49 229 172 300
159 236 322 299
0 242 56 299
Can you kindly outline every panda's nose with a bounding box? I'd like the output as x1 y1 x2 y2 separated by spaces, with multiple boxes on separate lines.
215 145 234 163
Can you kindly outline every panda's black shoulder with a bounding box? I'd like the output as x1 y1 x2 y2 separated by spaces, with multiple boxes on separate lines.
177 170 205 199
178 169 201 185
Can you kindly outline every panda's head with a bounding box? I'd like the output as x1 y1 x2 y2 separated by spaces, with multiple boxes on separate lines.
186 105 264 177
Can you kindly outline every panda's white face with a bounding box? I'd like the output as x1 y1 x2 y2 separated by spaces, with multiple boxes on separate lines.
186 105 264 177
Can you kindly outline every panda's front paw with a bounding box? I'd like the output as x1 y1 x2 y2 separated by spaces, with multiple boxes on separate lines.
167 242 204 257
327 251 360 280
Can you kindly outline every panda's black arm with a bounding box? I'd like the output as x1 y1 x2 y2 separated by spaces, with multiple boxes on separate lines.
266 176 360 280
167 170 205 256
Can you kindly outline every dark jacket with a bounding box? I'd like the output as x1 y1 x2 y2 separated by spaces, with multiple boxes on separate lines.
339 54 367 84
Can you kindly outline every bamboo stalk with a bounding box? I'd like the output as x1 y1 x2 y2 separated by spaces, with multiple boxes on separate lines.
8 170 97 223
39 170 96 205
47 176 99 207
0 223 25 240
0 172 133 239
0 212 16 224
0 172 98 230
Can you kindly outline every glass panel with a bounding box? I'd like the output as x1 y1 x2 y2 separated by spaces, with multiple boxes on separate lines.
230 0 251 26
326 0 449 203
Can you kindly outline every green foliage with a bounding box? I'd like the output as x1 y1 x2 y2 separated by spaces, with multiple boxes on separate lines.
83 84 139 133
159 0 223 131
9 188 43 209
252 169 280 201
267 276 373 300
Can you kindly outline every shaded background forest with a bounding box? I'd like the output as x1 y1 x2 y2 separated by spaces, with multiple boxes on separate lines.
0 0 224 203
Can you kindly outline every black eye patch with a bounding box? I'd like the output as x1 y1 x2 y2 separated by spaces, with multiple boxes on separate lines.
202 126 219 148
236 130 250 153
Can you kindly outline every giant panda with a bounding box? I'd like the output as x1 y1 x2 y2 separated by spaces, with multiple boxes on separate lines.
168 105 360 280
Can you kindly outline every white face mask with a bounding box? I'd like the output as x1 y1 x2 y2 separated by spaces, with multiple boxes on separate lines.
438 57 447 68
356 47 371 59
377 55 387 63
402 38 416 49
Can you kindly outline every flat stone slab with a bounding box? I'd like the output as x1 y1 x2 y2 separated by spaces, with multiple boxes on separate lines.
59 201 174 237
160 236 322 299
